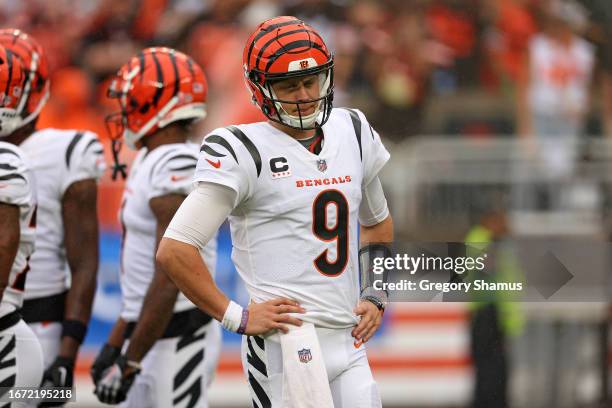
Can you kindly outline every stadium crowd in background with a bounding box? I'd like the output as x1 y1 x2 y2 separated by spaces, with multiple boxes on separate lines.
0 0 610 144
0 1 610 407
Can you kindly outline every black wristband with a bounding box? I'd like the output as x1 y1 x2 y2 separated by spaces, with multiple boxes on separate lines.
61 319 87 344
359 243 392 299
362 295 386 311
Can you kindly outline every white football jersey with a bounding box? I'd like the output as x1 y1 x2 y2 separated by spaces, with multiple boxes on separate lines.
20 129 106 299
194 108 390 329
120 143 218 322
0 142 36 317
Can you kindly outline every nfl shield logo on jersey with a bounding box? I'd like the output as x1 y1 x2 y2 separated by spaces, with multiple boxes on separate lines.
317 159 327 173
298 348 312 364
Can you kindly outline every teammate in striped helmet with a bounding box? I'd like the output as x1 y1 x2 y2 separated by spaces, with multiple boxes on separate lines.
0 29 106 401
158 16 393 407
105 46 208 180
0 43 44 394
93 47 220 407
0 29 49 129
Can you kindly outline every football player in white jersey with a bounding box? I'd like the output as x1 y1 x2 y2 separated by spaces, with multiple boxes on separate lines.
0 29 106 401
0 44 45 398
92 47 221 407
158 17 393 407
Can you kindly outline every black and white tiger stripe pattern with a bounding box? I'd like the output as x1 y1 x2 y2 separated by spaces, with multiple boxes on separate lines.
172 325 207 407
245 335 271 408
0 333 17 402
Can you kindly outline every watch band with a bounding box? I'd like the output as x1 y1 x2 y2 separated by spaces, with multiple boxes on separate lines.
362 295 386 311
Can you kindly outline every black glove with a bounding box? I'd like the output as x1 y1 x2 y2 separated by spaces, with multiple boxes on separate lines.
94 355 140 405
90 343 120 386
38 356 74 407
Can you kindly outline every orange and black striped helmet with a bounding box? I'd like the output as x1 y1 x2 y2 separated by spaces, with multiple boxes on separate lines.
106 47 207 179
243 16 334 130
0 45 27 137
106 47 207 147
0 29 50 128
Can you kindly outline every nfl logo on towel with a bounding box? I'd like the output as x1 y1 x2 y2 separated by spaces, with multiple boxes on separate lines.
298 348 312 364
317 159 327 173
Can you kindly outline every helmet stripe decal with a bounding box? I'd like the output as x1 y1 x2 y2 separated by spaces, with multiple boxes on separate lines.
264 40 327 72
255 28 312 69
186 57 195 79
150 50 164 107
226 126 261 177
9 38 30 55
247 19 302 66
168 50 180 97
137 51 145 82
203 135 238 164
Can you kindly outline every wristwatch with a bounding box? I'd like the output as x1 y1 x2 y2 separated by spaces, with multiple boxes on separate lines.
363 295 386 312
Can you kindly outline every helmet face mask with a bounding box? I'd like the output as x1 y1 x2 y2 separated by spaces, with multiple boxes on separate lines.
243 16 334 130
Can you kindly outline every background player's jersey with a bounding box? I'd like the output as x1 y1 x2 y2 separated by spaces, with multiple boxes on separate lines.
120 143 218 321
194 108 390 328
0 142 36 317
20 129 106 299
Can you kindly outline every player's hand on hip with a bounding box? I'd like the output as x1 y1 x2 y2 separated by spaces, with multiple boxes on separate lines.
352 300 383 344
246 297 305 335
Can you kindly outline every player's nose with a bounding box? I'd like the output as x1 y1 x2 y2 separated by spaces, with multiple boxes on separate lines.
294 83 312 101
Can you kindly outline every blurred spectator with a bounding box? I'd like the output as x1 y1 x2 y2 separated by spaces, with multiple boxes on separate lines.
348 1 447 140
426 0 480 89
75 0 148 82
581 0 612 137
483 0 538 91
0 0 93 70
517 0 593 140
515 0 594 209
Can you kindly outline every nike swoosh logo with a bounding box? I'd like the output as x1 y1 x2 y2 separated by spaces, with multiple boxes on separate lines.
206 158 221 168
170 175 188 182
